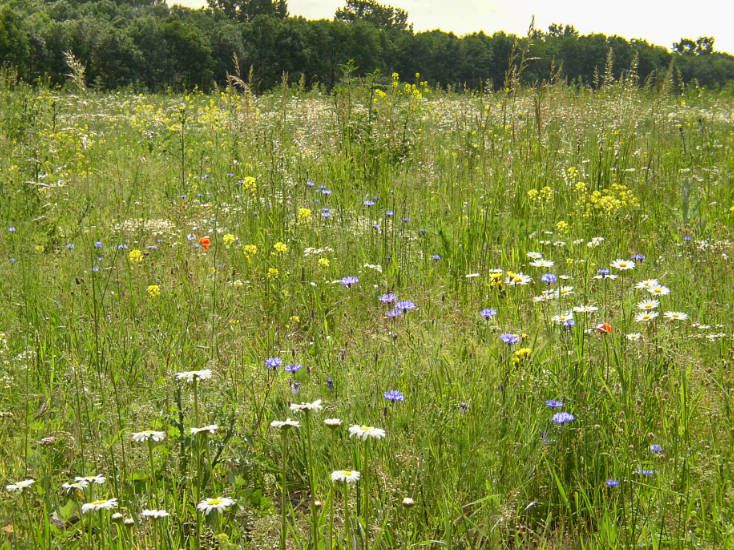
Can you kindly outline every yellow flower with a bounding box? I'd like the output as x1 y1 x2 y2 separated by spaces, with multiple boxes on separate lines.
147 284 161 298
511 347 532 365
267 267 279 279
729 205 734 214
318 257 330 268
35 244 45 253
555 220 569 233
243 244 258 258
289 315 300 324
128 249 144 264
242 176 256 193
273 242 288 255
222 234 236 247
297 208 312 223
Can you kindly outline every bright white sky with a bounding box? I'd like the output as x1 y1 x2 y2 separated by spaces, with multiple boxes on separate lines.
171 0 734 54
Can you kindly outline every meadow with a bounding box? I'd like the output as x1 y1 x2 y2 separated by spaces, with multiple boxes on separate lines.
0 71 733 548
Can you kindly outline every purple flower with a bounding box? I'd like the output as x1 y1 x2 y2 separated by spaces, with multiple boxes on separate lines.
631 253 645 262
541 273 557 284
321 208 331 219
385 308 403 318
380 293 396 304
396 301 416 311
384 390 404 402
432 254 441 261
290 381 301 394
606 479 620 487
480 308 497 320
306 180 315 187
285 363 302 374
401 217 410 223
326 378 334 390
363 200 375 207
500 333 521 346
385 210 394 216
563 319 575 329
94 241 104 248
321 189 332 196
552 412 575 424
636 468 655 476
339 276 359 287
649 444 662 454
117 244 128 250
683 235 692 242
545 399 564 409
265 357 283 369
597 268 610 277
419 228 428 235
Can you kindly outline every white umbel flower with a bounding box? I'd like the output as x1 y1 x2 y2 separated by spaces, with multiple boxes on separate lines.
197 497 235 515
330 470 360 484
131 430 166 442
348 425 386 440
175 369 212 382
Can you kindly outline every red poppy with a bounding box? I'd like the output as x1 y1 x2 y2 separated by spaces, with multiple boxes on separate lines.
596 322 613 334
198 237 211 252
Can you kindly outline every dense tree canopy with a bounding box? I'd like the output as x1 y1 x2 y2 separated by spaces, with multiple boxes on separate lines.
0 0 733 91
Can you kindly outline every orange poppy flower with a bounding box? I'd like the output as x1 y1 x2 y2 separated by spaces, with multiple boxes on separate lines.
596 322 613 334
198 237 211 252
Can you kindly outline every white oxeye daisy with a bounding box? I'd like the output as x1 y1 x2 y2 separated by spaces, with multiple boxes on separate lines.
637 300 660 311
572 305 598 313
635 279 659 290
62 480 88 492
330 470 360 484
175 369 212 382
635 311 659 322
587 237 605 248
552 312 574 324
348 425 386 440
558 286 574 297
270 418 300 429
648 285 670 296
141 509 170 519
81 498 118 514
75 474 106 485
131 430 166 442
402 497 415 507
197 497 235 515
526 252 543 260
529 259 554 268
664 311 688 321
611 259 635 270
290 399 323 412
626 333 643 342
505 272 533 286
190 425 219 435
6 479 35 493
324 418 342 428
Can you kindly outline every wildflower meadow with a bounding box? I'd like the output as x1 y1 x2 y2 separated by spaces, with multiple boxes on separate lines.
1 70 733 548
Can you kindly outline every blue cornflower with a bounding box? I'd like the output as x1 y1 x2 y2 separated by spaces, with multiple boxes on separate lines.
402 217 410 222
606 479 620 487
385 210 394 216
480 308 497 320
419 228 428 234
396 301 416 311
683 235 692 242
339 276 359 287
372 224 380 230
66 243 75 250
380 293 396 304
306 180 315 187
563 319 575 329
94 241 104 248
385 308 403 318
637 468 655 476
321 189 332 196
432 254 441 261
326 378 334 390
285 363 302 374
597 268 610 277
500 333 521 346
545 399 564 409
631 253 645 262
541 273 557 284
321 208 331 218
384 390 404 402
265 357 283 369
552 412 575 424
649 444 663 454
363 200 375 207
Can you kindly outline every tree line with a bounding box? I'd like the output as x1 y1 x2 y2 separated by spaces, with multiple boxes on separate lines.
1 0 733 91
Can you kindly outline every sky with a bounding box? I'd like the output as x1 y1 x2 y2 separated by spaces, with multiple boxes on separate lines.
171 0 734 55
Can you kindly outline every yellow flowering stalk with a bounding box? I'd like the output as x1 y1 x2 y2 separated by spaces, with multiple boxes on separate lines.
297 208 312 223
273 242 288 255
128 249 144 264
147 284 161 298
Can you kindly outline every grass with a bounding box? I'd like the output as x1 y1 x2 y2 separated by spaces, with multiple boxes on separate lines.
0 73 733 548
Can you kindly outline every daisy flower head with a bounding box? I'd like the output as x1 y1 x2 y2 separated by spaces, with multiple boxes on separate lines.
635 279 659 290
197 497 236 515
572 304 598 314
505 272 532 286
324 418 342 428
664 311 688 321
529 259 554 268
190 425 219 436
331 470 360 484
175 369 212 383
527 252 543 260
402 497 416 507
81 498 118 514
558 286 574 297
648 285 671 297
141 509 170 519
552 312 574 325
131 430 166 443
626 333 643 342
290 399 323 412
75 474 106 485
552 412 576 425
62 480 88 492
6 479 34 493
611 259 635 271
270 418 300 430
635 311 659 323
349 425 386 440
637 300 660 311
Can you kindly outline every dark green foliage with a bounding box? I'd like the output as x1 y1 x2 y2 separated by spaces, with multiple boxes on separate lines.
1 0 734 91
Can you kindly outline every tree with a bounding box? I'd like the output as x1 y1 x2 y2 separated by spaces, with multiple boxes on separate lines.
335 0 409 32
207 0 287 22
674 36 714 55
